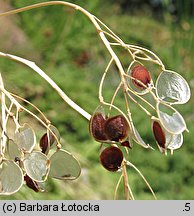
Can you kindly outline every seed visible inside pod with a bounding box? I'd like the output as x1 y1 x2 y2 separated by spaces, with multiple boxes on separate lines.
89 112 107 141
100 146 123 172
24 174 39 192
131 65 151 89
152 121 166 148
105 115 129 142
40 132 55 154
40 133 49 154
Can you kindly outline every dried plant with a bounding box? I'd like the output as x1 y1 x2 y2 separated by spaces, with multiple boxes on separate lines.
0 1 191 199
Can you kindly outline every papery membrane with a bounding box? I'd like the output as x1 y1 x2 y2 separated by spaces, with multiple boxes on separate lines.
0 161 23 195
49 149 81 180
157 103 187 134
156 70 190 104
23 152 50 182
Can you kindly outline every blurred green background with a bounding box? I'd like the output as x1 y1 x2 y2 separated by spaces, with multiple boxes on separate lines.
0 0 193 199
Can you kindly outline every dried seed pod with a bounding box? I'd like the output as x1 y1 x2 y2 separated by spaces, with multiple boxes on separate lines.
121 140 132 149
100 146 123 172
131 65 151 89
152 121 166 148
40 133 49 154
24 175 39 192
40 131 56 154
105 115 129 142
89 112 107 141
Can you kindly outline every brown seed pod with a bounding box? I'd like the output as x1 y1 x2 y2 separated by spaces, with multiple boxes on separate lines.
24 175 39 192
131 65 151 89
89 112 107 141
104 115 129 142
100 146 123 172
152 121 166 148
40 132 55 154
40 133 49 154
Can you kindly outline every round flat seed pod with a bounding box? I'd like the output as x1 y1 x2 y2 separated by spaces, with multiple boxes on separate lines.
104 115 129 142
89 105 107 141
100 146 123 172
151 118 184 153
49 149 81 180
23 152 50 182
127 64 152 94
156 70 190 104
131 65 151 90
0 160 23 195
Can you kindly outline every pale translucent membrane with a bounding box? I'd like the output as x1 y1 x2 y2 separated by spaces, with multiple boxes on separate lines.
48 125 60 147
156 70 191 104
157 103 187 134
132 126 152 149
15 124 36 153
151 118 183 153
49 149 81 180
23 152 49 182
7 139 23 160
166 132 183 150
0 161 23 195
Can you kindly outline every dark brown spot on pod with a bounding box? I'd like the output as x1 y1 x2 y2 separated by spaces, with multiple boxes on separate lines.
131 65 151 89
24 175 39 192
100 146 123 172
89 113 107 141
121 140 132 149
152 121 166 148
105 115 129 142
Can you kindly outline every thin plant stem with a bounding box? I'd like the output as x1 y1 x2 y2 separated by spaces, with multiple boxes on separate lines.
108 82 122 114
0 51 91 121
126 160 157 200
122 162 130 200
114 174 123 200
0 1 126 82
0 74 6 156
11 93 50 124
99 58 114 103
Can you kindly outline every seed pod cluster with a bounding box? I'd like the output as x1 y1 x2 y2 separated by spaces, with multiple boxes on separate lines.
100 146 123 172
90 113 130 143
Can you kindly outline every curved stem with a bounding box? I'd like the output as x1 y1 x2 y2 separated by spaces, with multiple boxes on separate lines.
0 1 127 118
114 174 123 200
0 51 91 121
122 162 130 200
0 1 126 80
126 160 157 200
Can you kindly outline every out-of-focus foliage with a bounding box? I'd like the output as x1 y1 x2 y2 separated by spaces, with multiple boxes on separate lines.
0 0 193 199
